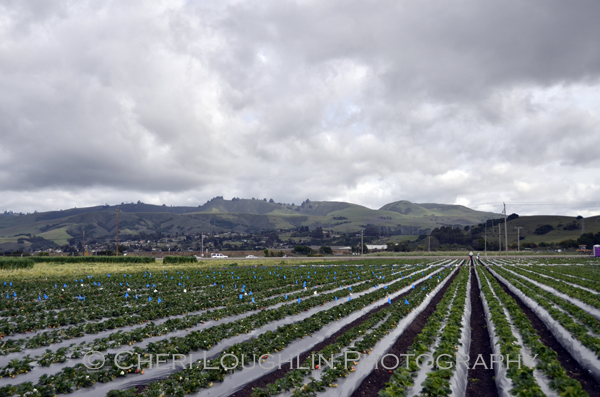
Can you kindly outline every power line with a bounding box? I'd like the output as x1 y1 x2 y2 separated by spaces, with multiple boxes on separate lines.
472 201 600 207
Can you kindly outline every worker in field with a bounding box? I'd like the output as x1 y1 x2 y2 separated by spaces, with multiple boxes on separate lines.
469 251 474 266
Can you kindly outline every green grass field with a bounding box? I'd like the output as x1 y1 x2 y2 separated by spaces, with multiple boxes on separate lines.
503 215 600 245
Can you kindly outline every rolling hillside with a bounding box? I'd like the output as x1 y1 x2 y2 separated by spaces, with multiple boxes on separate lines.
502 215 600 246
0 198 503 250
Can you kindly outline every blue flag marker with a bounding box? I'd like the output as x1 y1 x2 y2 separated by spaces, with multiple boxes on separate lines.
158 298 161 303
125 293 129 297
385 286 388 289
135 295 138 299
252 298 255 303
298 298 301 303
335 296 338 301
44 294 48 299
149 296 152 301
423 286 426 290
388 298 392 304
412 284 415 289
405 299 409 305
285 294 287 299
239 294 243 299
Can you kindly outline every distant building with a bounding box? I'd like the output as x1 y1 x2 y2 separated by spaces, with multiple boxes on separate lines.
366 245 387 251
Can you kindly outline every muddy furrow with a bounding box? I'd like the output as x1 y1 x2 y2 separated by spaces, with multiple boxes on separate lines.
466 265 498 397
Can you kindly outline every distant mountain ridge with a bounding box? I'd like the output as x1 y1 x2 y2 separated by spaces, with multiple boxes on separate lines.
0 198 501 250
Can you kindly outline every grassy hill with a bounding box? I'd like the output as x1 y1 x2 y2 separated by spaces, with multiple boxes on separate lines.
0 198 503 250
381 200 499 224
502 215 600 246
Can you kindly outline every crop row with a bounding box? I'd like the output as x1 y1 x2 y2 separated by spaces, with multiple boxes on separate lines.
112 267 455 397
0 264 445 396
475 266 545 396
379 265 469 397
481 264 590 396
0 264 423 376
521 265 600 293
1 263 407 315
503 266 600 311
494 266 600 358
0 264 409 337
0 266 395 353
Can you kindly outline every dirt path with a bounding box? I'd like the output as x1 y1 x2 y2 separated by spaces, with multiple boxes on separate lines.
466 266 498 397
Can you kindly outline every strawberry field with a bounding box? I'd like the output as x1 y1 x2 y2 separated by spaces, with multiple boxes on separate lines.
0 256 599 397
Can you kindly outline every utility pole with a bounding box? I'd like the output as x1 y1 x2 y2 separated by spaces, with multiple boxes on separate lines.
361 230 364 256
201 234 205 257
83 231 86 257
498 222 501 254
515 227 523 252
428 236 431 253
484 221 487 258
504 203 508 256
116 209 121 256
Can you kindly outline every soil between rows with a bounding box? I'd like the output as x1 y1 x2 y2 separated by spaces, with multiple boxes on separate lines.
228 267 459 397
466 266 498 397
487 266 600 397
349 266 460 396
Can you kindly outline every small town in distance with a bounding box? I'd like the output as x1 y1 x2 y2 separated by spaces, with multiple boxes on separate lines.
1 198 599 259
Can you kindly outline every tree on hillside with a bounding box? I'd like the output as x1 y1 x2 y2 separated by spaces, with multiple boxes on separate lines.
534 225 554 235
507 213 519 221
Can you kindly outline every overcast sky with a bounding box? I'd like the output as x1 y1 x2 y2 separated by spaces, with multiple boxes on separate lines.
1 0 600 217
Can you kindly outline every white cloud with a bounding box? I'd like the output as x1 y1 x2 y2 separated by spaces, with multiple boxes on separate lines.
1 0 600 217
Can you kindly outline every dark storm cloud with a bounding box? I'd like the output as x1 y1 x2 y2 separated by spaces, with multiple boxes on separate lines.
0 0 599 216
